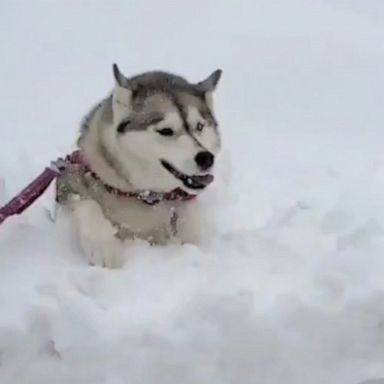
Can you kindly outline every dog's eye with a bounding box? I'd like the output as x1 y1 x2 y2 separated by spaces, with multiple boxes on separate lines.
196 122 205 132
117 120 131 133
157 128 174 136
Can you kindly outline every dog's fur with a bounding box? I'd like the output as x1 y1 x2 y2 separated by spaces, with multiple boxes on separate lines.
57 64 222 267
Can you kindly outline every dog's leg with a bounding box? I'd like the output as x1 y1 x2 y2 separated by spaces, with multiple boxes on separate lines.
71 199 125 268
176 202 205 245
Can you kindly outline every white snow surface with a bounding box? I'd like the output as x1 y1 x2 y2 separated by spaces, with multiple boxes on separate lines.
1 1 384 383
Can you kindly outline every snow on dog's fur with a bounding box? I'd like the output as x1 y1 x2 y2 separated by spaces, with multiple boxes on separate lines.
57 64 222 267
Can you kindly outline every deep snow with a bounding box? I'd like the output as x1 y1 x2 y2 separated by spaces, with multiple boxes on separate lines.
1 0 384 383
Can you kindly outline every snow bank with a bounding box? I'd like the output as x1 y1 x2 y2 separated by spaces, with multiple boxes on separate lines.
1 1 384 383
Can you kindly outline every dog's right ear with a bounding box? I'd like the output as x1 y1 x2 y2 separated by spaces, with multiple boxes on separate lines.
113 63 130 88
112 63 133 124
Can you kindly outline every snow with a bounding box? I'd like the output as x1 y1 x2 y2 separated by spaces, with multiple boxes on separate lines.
1 0 384 383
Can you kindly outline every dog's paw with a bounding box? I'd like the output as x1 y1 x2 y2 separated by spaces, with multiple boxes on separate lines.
80 234 125 269
72 200 126 268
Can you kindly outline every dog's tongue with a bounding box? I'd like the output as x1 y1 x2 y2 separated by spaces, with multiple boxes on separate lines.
191 174 214 186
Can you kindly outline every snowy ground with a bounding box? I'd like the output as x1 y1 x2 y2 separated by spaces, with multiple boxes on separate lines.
1 1 384 383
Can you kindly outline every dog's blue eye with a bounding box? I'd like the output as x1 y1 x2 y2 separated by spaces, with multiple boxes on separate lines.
196 122 205 132
157 128 174 136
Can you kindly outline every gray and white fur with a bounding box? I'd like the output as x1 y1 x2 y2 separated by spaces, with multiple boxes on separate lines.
57 64 222 268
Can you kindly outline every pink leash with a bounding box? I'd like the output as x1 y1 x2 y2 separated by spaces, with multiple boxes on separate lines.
0 152 81 225
0 151 196 225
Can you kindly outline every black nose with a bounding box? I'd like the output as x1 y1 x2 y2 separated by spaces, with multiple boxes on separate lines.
195 151 214 170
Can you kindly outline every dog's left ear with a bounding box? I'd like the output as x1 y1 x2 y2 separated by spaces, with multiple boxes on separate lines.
112 63 133 124
196 69 222 93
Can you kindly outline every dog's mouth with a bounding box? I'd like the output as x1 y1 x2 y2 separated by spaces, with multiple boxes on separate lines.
161 160 214 190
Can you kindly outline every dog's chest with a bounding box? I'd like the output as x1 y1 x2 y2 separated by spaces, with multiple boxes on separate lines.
100 194 176 242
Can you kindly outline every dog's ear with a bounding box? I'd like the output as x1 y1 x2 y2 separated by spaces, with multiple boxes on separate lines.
113 63 130 88
112 63 133 124
196 69 222 111
196 69 222 93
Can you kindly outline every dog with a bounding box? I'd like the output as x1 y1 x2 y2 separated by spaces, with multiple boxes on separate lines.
56 64 222 268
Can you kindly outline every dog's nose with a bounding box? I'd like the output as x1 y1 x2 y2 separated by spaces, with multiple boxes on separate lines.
195 151 214 170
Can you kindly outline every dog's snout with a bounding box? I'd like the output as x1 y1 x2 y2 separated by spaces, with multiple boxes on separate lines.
195 151 214 170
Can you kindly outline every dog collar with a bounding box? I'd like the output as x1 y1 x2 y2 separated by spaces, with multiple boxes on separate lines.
87 170 196 205
67 151 197 205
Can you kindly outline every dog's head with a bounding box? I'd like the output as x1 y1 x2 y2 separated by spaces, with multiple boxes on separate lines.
109 64 222 192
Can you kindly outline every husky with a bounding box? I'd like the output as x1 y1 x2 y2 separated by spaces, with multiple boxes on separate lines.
56 64 222 268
